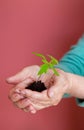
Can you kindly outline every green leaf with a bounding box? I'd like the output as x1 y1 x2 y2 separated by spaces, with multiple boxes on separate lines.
52 68 59 76
33 52 59 76
38 64 49 75
33 52 46 60
42 59 49 64
48 63 53 69
48 55 58 65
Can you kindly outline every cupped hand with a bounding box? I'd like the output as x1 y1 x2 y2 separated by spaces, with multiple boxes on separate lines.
7 65 40 113
7 66 72 114
18 69 71 113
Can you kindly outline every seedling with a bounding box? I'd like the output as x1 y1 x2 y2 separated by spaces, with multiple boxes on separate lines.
26 53 59 92
33 53 59 76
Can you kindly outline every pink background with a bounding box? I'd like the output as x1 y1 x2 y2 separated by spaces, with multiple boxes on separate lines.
0 0 84 130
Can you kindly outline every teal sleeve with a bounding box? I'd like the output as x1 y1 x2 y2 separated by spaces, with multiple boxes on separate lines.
55 35 84 107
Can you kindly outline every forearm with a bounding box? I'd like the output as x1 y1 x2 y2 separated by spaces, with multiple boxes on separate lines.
55 35 84 106
56 35 84 76
66 73 84 99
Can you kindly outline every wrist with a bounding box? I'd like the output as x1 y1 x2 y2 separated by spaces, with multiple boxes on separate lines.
55 69 73 96
65 73 84 98
64 72 73 95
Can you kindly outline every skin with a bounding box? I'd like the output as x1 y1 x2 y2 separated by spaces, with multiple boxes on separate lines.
6 65 84 114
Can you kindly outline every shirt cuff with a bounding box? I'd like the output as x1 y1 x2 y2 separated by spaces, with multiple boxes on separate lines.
76 98 84 107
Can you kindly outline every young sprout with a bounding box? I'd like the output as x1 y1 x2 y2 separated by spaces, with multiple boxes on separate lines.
33 52 59 76
26 53 59 92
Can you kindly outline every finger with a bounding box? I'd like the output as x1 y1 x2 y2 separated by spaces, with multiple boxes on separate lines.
14 98 31 109
15 98 37 114
47 80 66 105
15 78 34 91
20 89 48 101
8 77 34 99
8 78 35 103
29 105 37 114
24 105 37 114
48 83 63 98
47 86 63 106
25 100 51 111
9 92 24 102
19 90 55 110
6 65 40 85
9 87 25 102
47 72 65 98
20 89 54 107
6 68 30 84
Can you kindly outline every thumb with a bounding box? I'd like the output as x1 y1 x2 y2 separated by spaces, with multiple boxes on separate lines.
6 68 28 84
47 79 62 98
47 85 57 98
47 80 66 99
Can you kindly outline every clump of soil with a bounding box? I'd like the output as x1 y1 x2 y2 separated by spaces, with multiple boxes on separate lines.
26 81 47 92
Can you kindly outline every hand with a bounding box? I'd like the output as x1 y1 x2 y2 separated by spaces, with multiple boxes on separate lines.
7 67 72 114
7 65 40 113
18 69 71 112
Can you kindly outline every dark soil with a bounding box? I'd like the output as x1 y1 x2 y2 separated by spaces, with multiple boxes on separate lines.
26 81 47 92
